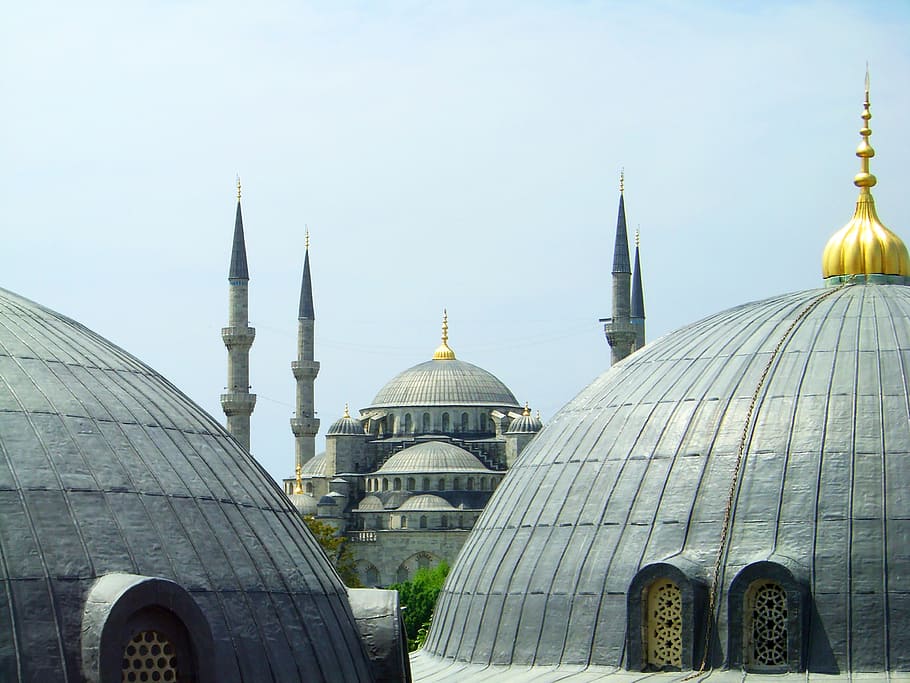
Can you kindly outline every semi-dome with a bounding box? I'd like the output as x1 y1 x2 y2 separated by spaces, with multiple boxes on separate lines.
398 494 455 511
300 452 328 476
290 491 318 515
327 404 365 436
379 441 489 473
0 287 374 682
357 495 385 511
365 314 519 409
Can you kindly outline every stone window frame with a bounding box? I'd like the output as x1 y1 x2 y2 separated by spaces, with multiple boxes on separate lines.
727 561 806 673
627 562 704 672
82 573 214 683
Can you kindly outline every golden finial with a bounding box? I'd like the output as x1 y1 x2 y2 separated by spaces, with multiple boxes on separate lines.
343 403 350 419
293 463 303 495
433 309 456 360
619 168 624 194
236 175 242 201
635 226 640 248
821 69 909 279
305 225 310 250
523 403 530 417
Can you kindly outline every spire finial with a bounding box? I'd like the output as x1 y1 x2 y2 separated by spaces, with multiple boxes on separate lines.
236 174 242 201
433 309 456 360
343 403 350 419
523 402 530 417
854 65 877 190
294 463 303 495
619 168 624 194
635 226 640 248
305 225 310 250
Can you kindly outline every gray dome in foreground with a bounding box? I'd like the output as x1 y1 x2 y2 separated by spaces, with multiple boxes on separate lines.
378 441 489 473
0 287 373 682
366 358 520 408
415 283 910 680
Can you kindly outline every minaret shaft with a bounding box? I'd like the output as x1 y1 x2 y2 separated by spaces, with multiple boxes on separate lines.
603 183 636 364
291 242 319 468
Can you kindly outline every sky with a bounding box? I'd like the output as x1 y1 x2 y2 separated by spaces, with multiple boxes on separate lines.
2 1 909 484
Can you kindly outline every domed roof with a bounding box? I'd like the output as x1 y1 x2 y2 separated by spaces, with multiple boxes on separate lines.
506 404 543 434
0 287 373 682
416 282 910 678
299 452 328 476
378 441 489 473
327 404 364 436
398 494 454 511
290 491 318 515
365 315 520 409
357 495 384 511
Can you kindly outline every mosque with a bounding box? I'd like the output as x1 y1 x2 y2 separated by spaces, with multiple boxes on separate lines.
2 77 908 683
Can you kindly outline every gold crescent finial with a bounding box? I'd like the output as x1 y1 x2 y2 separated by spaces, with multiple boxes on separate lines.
433 309 456 360
343 403 350 419
236 175 242 201
523 402 530 417
854 65 876 190
294 463 303 495
619 168 624 194
305 225 310 250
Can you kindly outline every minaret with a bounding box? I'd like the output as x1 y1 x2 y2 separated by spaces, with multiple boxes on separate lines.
630 227 646 352
601 172 636 364
221 178 257 449
290 229 320 470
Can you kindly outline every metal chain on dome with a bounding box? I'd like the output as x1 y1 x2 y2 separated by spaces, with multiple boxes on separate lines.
686 280 851 680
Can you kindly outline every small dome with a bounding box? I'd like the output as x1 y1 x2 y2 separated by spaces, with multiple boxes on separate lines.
379 441 489 473
290 492 318 515
317 495 337 506
299 452 328 477
398 494 455 511
357 495 384 511
822 84 909 279
327 404 364 436
507 404 543 434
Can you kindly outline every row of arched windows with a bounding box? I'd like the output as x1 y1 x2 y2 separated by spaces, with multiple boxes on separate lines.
365 475 498 492
382 411 493 436
628 561 802 673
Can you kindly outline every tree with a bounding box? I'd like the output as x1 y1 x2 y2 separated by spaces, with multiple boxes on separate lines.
301 515 362 588
390 561 450 651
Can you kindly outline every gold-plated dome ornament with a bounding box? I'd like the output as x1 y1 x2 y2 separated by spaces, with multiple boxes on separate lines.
433 309 457 360
822 70 910 280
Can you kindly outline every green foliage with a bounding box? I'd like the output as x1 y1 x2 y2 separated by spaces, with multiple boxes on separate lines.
301 515 362 588
390 561 450 651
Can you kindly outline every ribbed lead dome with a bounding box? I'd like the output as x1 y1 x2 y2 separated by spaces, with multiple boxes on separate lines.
367 359 519 408
415 282 910 679
0 287 373 682
379 441 489 473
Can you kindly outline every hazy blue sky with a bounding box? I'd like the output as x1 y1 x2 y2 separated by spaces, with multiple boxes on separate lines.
3 1 909 483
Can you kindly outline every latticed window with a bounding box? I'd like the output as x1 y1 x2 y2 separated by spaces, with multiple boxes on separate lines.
645 578 682 669
122 630 179 682
745 580 788 669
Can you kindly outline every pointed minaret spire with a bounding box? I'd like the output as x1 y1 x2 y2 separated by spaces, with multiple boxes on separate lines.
630 227 646 352
291 229 320 471
221 177 256 450
600 171 636 365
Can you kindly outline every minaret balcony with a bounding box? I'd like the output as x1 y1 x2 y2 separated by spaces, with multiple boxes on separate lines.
291 416 320 437
291 360 320 380
222 326 256 348
221 392 257 415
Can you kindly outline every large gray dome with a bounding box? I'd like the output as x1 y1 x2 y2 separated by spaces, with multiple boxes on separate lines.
366 358 519 409
379 441 489 473
0 288 374 682
414 283 910 680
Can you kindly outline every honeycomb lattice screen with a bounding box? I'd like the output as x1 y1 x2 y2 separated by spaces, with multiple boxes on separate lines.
122 630 179 682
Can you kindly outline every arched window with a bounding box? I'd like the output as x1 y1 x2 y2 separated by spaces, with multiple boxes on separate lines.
479 414 488 432
404 413 413 433
393 478 401 491
305 482 313 495
422 413 431 432
419 515 427 529
382 478 389 492
453 477 461 490
122 629 180 682
438 478 445 491
442 413 450 431
480 478 487 491
461 412 469 432
407 477 415 491
467 477 474 490
400 515 407 529
645 579 683 669
728 561 804 673
744 580 788 669
366 566 380 586
422 477 430 490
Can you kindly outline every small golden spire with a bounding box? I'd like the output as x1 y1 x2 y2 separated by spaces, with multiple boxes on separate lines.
293 463 303 495
619 168 624 194
523 403 530 417
305 225 310 250
433 309 456 360
822 69 909 279
343 403 350 419
236 175 242 201
635 226 640 248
